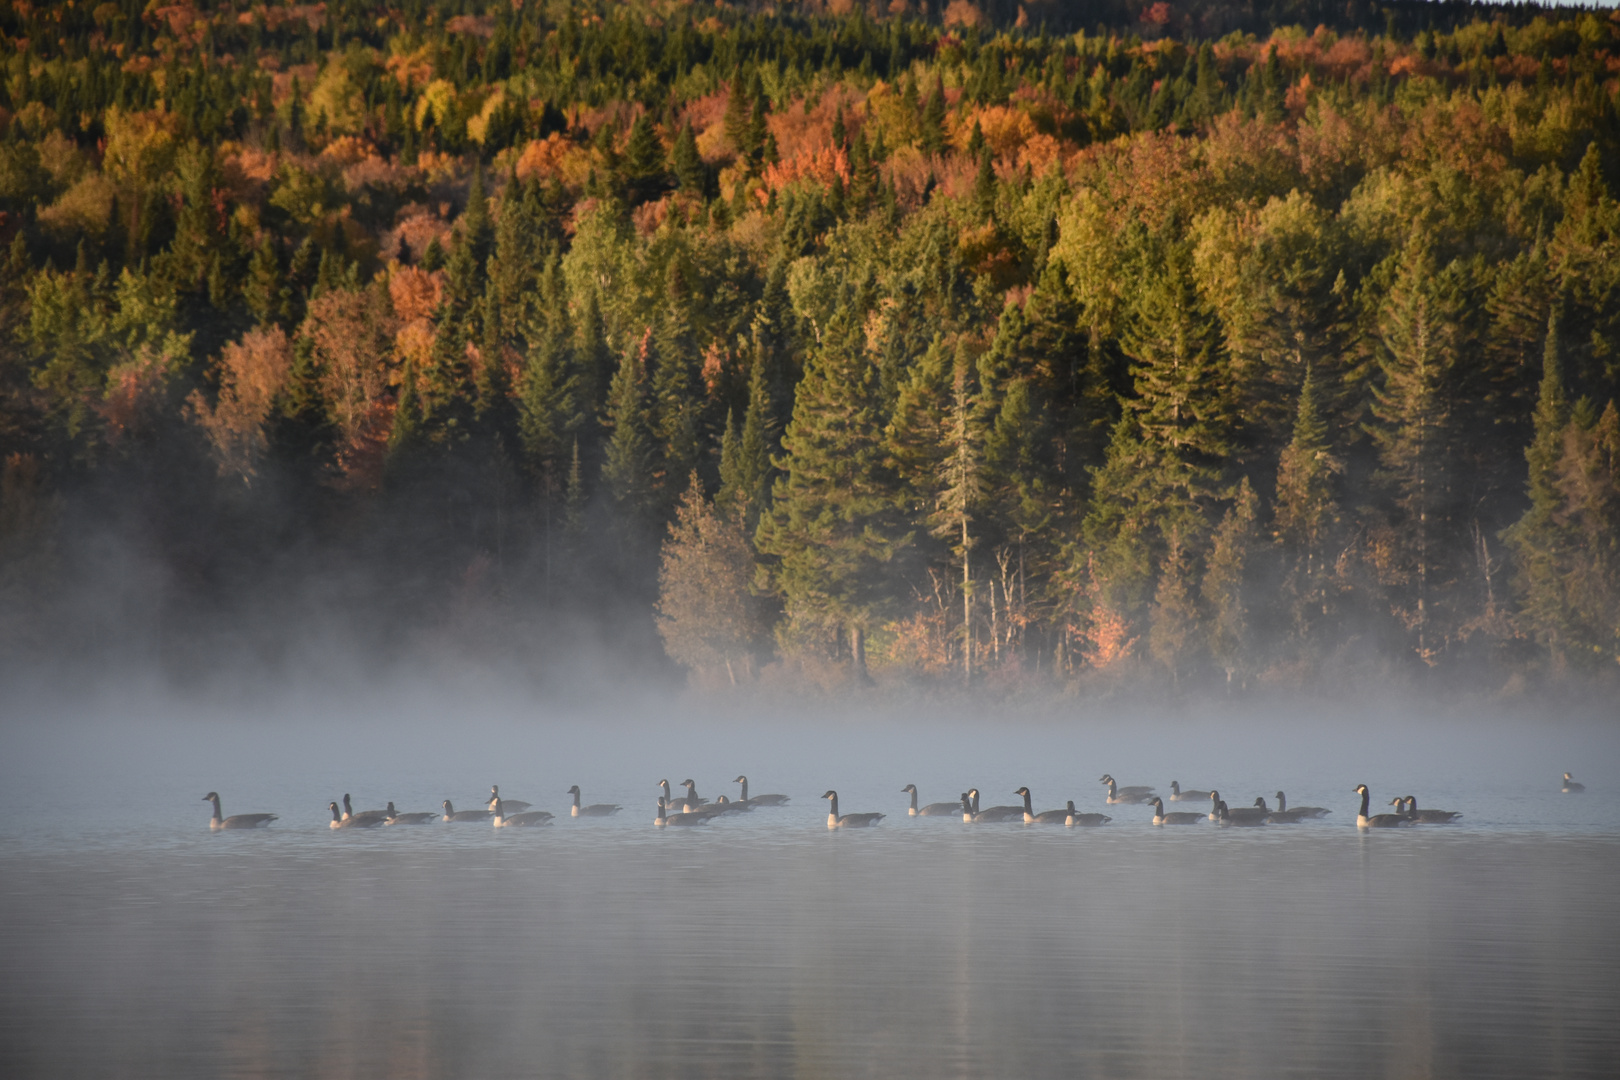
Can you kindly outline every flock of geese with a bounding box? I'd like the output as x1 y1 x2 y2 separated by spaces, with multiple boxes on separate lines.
203 772 1589 832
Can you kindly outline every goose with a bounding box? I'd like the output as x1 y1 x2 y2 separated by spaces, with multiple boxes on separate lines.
1102 778 1152 805
1215 799 1267 826
823 790 884 829
1147 797 1201 825
1064 800 1112 827
1253 797 1307 824
1099 775 1155 798
902 785 960 817
441 799 492 822
1206 791 1234 822
329 801 382 828
1395 796 1462 824
1275 791 1331 819
654 797 709 827
487 786 532 814
734 776 790 807
1169 781 1211 802
566 786 622 818
341 794 389 827
492 797 553 827
965 788 1025 822
384 802 436 825
657 779 709 813
678 780 711 812
1562 773 1585 793
1014 787 1069 824
202 792 277 831
1354 785 1410 829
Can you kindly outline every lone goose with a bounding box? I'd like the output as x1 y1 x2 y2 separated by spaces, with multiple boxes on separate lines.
567 786 622 817
1064 800 1112 827
1275 791 1331 819
1015 787 1069 824
329 801 382 828
487 786 532 814
1215 799 1267 826
965 788 1025 822
384 802 435 825
1395 796 1462 824
655 797 709 827
1354 785 1410 829
202 792 276 831
1099 775 1155 798
341 794 389 827
1562 773 1585 793
1169 781 1211 802
441 799 491 822
1253 796 1307 824
734 776 790 807
902 785 960 817
1102 778 1152 805
492 797 552 827
823 790 884 829
1147 797 1202 825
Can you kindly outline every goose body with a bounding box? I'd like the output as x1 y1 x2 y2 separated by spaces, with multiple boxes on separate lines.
735 776 790 807
1354 785 1410 829
658 779 710 814
1274 791 1330 819
902 785 960 817
1064 800 1111 827
384 802 436 825
1099 775 1155 799
964 788 1025 822
1102 779 1152 805
1395 796 1461 824
330 801 383 828
1214 799 1268 826
1562 773 1585 793
1253 797 1308 824
441 799 492 823
1168 781 1211 802
823 790 884 829
655 797 709 827
567 786 622 818
203 792 276 831
341 794 389 827
487 786 531 814
492 797 553 827
1015 787 1069 824
1148 797 1202 825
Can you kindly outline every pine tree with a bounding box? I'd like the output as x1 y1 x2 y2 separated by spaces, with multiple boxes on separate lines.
601 336 654 525
1148 528 1201 686
930 357 985 684
1273 366 1340 641
920 73 947 155
671 119 705 196
717 340 774 529
1203 479 1259 687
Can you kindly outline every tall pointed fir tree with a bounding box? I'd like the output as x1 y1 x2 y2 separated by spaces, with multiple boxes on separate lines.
930 357 986 684
1203 478 1260 688
602 335 656 535
1273 366 1341 645
716 337 774 530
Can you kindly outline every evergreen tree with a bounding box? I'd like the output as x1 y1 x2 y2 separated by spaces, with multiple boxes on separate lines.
601 337 654 526
671 119 705 196
1203 479 1259 687
1273 366 1340 642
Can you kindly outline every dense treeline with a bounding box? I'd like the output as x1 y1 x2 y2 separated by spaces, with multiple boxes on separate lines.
1 1 1617 691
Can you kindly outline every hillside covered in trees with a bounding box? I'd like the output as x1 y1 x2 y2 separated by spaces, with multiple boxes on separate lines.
1 0 1618 693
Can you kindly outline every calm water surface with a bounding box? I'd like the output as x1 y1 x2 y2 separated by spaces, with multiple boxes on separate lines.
1 705 1616 1078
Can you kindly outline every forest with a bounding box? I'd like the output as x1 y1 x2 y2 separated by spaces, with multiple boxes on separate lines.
0 0 1617 694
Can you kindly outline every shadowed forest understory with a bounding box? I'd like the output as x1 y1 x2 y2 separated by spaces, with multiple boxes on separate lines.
1 0 1618 696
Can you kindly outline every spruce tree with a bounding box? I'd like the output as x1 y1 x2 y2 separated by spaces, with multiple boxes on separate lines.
1273 366 1340 641
1203 479 1259 687
601 338 654 526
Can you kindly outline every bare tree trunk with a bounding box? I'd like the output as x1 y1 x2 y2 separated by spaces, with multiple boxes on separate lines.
851 624 869 683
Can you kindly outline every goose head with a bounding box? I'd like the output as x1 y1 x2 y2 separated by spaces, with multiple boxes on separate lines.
1208 790 1221 803
1254 797 1269 811
821 790 838 801
202 792 221 804
1354 784 1370 796
901 784 918 794
567 785 582 796
734 775 749 785
1149 797 1164 811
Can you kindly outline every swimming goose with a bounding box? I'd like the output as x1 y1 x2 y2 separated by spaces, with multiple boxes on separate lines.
330 801 383 828
965 788 1025 822
1562 773 1585 793
1274 791 1331 819
1015 787 1069 824
1064 800 1112 827
202 792 277 831
1168 781 1211 802
655 797 709 827
1215 799 1267 826
1102 778 1153 805
1205 791 1231 822
734 776 790 807
1147 797 1201 825
487 786 532 814
823 790 884 829
567 786 622 818
902 785 960 817
441 799 492 822
1099 775 1155 798
657 779 709 813
1354 785 1410 829
1253 797 1307 824
384 802 436 825
678 780 712 812
492 797 553 827
1395 796 1462 824
341 794 389 827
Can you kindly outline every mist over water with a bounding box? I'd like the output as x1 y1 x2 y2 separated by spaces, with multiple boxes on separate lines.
2 679 1617 1078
